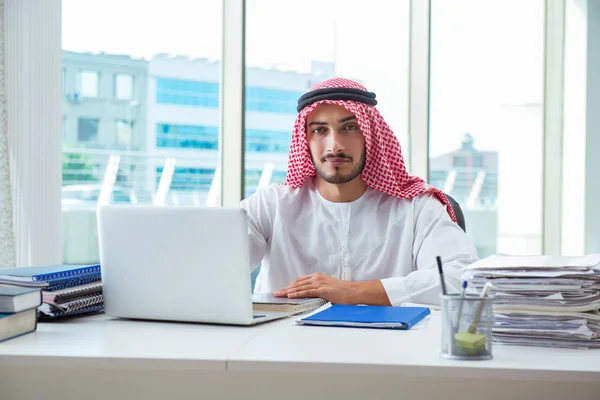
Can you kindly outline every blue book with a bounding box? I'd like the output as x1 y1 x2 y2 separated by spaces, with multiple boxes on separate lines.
0 264 100 285
0 286 42 313
298 304 431 330
0 308 37 342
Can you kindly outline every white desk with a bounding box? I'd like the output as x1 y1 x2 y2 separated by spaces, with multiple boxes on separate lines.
1 312 599 400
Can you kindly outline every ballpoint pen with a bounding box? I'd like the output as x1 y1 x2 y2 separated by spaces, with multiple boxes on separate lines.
456 280 468 330
436 256 447 296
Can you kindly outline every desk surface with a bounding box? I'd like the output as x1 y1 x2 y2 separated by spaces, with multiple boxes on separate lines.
230 312 600 382
1 311 599 382
0 314 259 370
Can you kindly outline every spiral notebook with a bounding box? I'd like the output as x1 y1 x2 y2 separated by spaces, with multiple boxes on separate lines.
0 264 100 283
39 294 104 314
38 304 105 320
252 294 327 315
42 282 103 304
0 264 101 291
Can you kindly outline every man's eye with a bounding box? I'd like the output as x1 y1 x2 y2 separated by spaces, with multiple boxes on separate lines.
344 124 358 130
312 127 326 134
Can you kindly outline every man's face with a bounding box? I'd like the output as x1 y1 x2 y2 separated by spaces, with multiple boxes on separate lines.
306 104 366 185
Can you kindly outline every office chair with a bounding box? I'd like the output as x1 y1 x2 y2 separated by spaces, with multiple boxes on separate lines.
444 193 466 232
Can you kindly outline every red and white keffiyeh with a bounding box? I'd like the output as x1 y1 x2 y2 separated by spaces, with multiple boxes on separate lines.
282 78 457 223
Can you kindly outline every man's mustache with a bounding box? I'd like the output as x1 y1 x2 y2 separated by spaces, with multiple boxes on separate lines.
321 154 352 162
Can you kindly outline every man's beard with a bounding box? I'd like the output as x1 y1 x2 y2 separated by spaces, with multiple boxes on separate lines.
311 151 366 184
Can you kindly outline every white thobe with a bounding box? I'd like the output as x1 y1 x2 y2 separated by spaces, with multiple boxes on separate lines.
240 177 479 306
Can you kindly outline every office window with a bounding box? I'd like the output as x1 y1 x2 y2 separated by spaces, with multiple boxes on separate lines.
77 118 99 142
62 0 223 264
78 70 99 97
429 0 545 258
115 74 133 99
244 0 410 198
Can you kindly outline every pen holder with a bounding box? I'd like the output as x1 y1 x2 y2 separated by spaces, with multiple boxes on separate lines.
440 294 493 360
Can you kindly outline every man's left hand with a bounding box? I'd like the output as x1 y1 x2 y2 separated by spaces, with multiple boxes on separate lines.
273 272 355 304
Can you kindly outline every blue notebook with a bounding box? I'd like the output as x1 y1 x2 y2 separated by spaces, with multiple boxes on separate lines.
0 264 100 285
298 304 431 330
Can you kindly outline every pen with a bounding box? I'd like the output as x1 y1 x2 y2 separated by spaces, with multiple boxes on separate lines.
436 256 447 296
456 280 468 330
468 282 493 334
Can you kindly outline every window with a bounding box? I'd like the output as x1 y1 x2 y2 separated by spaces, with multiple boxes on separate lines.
245 87 303 114
115 119 133 148
156 78 219 108
429 0 545 258
156 123 219 149
156 167 215 191
245 129 290 153
115 74 133 99
62 0 223 263
78 70 99 97
244 0 410 198
77 118 99 142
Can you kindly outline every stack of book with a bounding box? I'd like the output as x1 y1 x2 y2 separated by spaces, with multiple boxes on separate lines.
0 264 104 320
463 254 600 349
0 286 41 342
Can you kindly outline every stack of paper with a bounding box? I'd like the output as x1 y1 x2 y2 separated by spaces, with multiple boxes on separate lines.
462 254 600 349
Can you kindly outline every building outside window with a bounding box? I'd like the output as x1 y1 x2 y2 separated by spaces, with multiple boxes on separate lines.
115 74 133 100
77 118 99 142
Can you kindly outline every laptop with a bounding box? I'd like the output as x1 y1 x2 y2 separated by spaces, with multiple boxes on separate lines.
96 205 291 325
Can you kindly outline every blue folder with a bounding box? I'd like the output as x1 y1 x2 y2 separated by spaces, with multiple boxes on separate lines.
298 304 431 330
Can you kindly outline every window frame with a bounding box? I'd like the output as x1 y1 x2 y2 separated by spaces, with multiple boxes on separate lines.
13 0 596 264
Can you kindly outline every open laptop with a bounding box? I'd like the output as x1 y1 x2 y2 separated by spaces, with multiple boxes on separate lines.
96 205 291 325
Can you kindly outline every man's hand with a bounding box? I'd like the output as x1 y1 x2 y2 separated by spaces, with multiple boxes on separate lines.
273 273 391 306
274 272 353 304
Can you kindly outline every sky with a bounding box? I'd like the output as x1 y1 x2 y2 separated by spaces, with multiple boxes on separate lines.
62 0 587 253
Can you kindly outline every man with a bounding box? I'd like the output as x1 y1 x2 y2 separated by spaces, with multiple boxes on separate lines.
241 78 478 306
